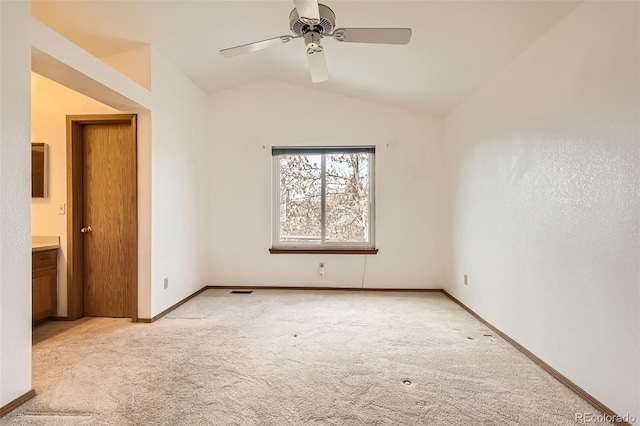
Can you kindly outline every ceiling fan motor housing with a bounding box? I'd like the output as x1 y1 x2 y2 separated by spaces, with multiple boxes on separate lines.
289 4 336 36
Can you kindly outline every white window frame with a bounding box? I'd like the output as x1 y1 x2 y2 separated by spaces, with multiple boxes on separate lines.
272 146 376 251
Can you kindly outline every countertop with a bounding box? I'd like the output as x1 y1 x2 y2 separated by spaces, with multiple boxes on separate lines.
32 236 60 252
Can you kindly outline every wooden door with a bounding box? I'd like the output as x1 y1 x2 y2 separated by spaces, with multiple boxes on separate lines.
81 120 137 317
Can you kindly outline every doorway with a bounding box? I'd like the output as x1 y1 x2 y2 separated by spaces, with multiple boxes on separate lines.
66 114 138 321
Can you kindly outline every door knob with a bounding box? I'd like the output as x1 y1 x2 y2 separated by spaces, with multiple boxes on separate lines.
81 226 92 233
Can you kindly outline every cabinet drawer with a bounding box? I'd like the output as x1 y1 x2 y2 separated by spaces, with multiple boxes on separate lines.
32 249 57 271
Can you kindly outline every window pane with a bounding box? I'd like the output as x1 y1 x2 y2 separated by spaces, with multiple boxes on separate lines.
325 153 370 243
279 155 322 243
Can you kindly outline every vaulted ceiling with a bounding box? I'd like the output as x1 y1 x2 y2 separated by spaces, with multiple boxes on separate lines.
31 1 580 116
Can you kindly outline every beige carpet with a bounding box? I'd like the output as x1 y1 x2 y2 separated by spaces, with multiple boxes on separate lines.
5 289 612 425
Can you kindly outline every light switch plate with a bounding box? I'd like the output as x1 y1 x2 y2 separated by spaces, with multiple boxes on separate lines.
57 203 66 215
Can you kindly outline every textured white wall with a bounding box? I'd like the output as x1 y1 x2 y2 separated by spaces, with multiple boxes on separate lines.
31 19 151 112
101 46 152 91
31 73 118 317
0 0 33 407
207 80 446 289
150 47 209 317
443 2 639 419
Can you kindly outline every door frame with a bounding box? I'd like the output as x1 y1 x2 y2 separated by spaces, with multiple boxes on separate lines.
66 114 138 321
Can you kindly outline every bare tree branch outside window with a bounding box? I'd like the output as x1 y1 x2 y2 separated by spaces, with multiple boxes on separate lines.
278 152 371 245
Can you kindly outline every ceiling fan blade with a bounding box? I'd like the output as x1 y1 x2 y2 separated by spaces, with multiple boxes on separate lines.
294 0 320 24
220 35 295 58
333 28 412 45
307 47 328 83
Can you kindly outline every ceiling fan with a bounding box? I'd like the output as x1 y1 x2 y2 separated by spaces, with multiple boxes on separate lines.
219 0 412 83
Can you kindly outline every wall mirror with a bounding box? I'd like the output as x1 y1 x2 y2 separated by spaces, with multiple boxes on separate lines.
31 143 48 198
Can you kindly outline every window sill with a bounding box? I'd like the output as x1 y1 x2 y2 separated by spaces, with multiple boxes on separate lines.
269 248 378 255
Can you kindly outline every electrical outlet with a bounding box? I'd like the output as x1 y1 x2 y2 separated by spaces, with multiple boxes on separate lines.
318 262 325 277
163 277 169 289
464 274 468 285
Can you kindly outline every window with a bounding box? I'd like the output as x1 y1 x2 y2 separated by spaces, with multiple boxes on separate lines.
272 146 375 252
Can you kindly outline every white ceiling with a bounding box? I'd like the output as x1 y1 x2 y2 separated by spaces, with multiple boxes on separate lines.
31 1 580 116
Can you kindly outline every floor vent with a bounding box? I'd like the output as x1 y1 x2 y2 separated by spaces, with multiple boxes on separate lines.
230 290 254 294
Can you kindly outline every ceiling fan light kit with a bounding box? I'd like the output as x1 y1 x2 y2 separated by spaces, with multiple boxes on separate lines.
220 0 412 83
